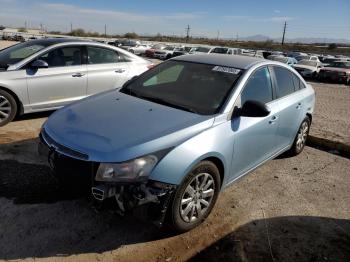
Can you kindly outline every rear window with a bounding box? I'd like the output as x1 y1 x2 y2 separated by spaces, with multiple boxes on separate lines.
121 61 242 115
273 67 296 97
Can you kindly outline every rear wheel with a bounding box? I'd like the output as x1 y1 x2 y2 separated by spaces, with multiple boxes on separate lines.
288 117 310 156
166 161 221 232
0 89 17 127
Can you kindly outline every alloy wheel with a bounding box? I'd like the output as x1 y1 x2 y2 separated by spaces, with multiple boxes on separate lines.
0 95 11 124
180 172 215 223
296 121 309 151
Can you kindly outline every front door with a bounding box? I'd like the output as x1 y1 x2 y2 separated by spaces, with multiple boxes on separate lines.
27 46 87 110
229 66 280 182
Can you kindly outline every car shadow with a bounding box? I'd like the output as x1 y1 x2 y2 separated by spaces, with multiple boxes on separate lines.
14 110 54 122
190 216 350 262
0 138 169 260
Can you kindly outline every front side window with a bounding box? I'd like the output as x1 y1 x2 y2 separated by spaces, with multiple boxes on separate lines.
240 67 273 105
121 61 242 115
273 66 296 98
87 46 119 64
38 46 82 67
0 41 48 69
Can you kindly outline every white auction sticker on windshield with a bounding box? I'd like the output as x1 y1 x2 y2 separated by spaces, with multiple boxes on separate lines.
212 66 241 74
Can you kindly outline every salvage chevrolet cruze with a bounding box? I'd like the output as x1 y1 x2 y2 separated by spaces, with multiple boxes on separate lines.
39 54 315 232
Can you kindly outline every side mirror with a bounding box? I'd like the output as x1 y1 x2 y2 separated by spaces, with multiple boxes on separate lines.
31 60 48 69
239 100 270 117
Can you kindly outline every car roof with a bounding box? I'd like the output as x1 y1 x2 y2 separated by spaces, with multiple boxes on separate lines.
172 54 264 69
26 38 89 46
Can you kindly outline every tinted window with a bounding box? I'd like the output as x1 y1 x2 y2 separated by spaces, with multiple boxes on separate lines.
240 67 273 105
121 61 242 115
39 46 82 67
87 46 119 64
273 67 296 97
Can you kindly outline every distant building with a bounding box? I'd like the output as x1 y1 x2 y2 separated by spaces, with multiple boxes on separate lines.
2 27 42 34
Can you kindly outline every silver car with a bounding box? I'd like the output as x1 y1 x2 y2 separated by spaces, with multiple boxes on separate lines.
0 38 152 126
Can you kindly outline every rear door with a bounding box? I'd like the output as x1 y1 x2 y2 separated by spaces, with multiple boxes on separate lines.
271 66 304 149
27 45 87 110
86 46 130 95
230 66 280 181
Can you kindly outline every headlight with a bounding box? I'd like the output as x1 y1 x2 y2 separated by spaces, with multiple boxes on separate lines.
95 155 158 183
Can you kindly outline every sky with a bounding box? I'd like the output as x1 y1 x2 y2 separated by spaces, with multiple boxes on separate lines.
0 0 349 40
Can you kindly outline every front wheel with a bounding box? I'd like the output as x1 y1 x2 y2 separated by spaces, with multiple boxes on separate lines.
288 117 311 156
0 89 17 127
166 161 221 233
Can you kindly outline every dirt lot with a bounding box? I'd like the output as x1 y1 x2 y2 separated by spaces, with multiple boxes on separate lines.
0 40 349 261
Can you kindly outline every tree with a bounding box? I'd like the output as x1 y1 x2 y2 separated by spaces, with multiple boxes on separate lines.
124 32 138 39
18 27 27 33
328 43 337 50
69 28 86 37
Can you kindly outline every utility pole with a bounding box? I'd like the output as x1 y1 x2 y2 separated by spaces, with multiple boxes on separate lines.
236 33 239 41
70 22 73 33
217 30 220 40
104 24 107 37
185 25 190 42
281 21 287 45
24 21 27 29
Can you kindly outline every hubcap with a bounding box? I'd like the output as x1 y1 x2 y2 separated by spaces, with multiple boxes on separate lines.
0 95 11 123
180 173 215 223
296 121 309 151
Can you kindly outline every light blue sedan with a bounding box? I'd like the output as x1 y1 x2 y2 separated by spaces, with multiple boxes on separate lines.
39 54 315 232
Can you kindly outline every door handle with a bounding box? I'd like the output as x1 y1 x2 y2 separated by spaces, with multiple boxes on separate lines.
296 102 302 109
72 73 85 77
115 68 126 73
269 116 278 124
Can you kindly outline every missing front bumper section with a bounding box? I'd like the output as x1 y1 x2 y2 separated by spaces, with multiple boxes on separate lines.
92 181 177 227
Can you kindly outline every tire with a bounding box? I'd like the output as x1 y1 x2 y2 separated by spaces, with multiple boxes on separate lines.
166 161 221 233
0 89 17 127
166 54 171 60
288 116 311 156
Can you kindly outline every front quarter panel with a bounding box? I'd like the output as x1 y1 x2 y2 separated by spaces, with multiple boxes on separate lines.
149 118 233 188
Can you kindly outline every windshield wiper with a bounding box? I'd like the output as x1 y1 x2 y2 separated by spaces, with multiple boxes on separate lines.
138 94 198 114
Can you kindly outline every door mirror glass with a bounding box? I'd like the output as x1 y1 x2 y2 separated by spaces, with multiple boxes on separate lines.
240 100 270 117
31 59 48 69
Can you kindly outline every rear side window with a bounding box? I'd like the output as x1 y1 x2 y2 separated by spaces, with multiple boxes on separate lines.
273 67 296 97
292 74 306 90
240 67 273 105
87 46 119 64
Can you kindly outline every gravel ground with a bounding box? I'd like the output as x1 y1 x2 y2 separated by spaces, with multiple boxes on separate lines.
309 81 350 146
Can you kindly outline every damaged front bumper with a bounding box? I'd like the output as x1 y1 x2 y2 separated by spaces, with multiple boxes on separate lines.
92 181 176 227
38 133 177 227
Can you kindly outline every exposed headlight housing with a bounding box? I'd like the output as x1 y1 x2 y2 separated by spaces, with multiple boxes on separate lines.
95 155 158 183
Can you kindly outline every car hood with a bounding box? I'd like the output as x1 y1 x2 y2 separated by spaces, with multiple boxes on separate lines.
44 90 214 162
294 65 316 71
321 67 350 73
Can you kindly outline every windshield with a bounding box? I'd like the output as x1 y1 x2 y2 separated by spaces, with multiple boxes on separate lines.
195 47 211 53
298 60 317 67
164 46 175 51
211 48 229 54
273 56 288 63
120 61 242 115
0 41 48 69
328 61 350 68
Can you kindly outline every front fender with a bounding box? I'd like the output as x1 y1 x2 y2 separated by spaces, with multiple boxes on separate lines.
149 121 234 187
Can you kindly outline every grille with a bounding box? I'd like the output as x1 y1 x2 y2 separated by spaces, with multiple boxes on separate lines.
41 129 89 161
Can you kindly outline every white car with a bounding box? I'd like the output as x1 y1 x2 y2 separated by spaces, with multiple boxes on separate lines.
0 38 153 126
153 46 183 60
293 60 323 78
127 44 152 56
